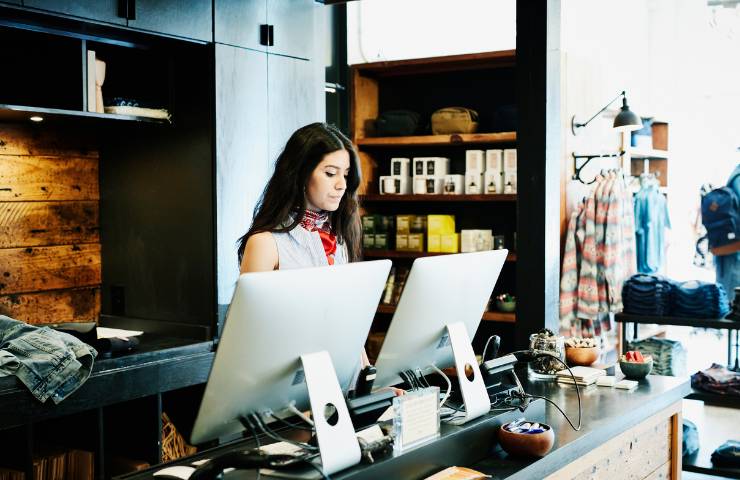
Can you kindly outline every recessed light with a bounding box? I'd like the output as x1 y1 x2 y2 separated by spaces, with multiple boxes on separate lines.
30 116 44 122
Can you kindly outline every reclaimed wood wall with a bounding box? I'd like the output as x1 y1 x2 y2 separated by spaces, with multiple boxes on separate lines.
0 125 101 324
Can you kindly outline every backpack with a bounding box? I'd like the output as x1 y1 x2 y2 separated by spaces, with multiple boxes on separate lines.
701 170 740 255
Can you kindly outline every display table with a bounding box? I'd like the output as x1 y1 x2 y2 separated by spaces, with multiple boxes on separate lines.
117 374 690 480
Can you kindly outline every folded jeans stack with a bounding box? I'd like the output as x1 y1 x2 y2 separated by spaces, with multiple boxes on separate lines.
629 336 686 376
691 363 740 397
671 280 730 319
622 274 673 316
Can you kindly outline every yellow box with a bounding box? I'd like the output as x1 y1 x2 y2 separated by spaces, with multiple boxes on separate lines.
428 234 441 253
396 215 415 234
408 233 425 252
396 234 409 251
427 215 456 236
440 233 459 253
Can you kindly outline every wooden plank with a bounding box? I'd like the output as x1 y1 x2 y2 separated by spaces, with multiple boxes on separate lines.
0 155 99 201
0 201 99 248
0 287 100 324
350 68 378 141
671 410 682 480
0 125 99 158
0 244 101 295
353 50 516 77
357 132 517 147
546 401 681 480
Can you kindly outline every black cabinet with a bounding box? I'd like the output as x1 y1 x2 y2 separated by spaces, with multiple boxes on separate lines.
24 0 127 25
215 0 315 59
23 0 211 41
215 44 269 309
214 0 267 52
127 0 212 42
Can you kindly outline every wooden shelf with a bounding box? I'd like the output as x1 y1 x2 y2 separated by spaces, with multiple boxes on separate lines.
356 132 516 148
360 194 516 203
376 304 515 323
0 104 170 124
364 250 517 262
626 147 669 159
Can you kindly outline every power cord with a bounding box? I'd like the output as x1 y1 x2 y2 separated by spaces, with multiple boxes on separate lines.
251 414 319 452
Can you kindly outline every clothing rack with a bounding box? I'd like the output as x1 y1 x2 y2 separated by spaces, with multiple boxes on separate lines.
572 151 625 184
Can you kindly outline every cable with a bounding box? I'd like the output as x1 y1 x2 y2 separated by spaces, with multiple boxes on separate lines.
287 402 315 427
251 414 319 452
301 457 331 480
429 364 452 408
240 416 262 480
481 335 495 362
267 412 315 432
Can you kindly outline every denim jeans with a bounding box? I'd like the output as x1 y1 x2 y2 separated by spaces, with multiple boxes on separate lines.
0 316 97 404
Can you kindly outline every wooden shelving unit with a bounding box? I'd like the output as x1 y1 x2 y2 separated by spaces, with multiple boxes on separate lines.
356 132 516 148
376 304 515 324
364 249 517 262
360 194 516 203
0 104 170 124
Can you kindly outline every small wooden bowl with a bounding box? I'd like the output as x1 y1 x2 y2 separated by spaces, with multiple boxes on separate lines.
498 422 555 457
565 346 599 366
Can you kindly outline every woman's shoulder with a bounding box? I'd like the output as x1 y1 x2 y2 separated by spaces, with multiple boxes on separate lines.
241 232 279 272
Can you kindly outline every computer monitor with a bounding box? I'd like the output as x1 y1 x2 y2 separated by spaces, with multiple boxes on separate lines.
191 259 391 448
374 250 508 388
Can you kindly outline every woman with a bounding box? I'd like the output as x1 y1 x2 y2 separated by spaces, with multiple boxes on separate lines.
237 122 361 273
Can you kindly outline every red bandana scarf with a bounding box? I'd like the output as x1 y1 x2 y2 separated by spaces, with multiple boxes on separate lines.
299 210 337 265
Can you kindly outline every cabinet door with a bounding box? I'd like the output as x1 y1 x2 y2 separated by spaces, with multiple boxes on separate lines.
127 0 212 41
267 0 315 60
215 45 269 306
214 0 267 52
267 54 320 170
24 0 126 25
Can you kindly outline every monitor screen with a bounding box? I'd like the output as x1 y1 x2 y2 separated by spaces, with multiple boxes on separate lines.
374 250 507 387
191 260 392 445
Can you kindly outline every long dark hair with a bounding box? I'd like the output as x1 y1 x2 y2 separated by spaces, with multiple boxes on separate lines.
237 122 362 265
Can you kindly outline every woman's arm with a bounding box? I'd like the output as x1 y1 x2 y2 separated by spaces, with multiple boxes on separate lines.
239 232 279 273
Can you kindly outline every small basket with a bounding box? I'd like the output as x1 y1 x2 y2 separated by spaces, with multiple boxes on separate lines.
161 412 197 463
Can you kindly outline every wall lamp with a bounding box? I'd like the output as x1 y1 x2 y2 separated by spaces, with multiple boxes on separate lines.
571 90 642 135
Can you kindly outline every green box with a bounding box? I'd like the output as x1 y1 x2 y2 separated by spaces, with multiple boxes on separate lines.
374 233 388 249
363 233 375 249
362 215 376 234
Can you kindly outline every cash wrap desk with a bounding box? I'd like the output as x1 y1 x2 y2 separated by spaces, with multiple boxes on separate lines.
0 334 215 479
117 375 690 480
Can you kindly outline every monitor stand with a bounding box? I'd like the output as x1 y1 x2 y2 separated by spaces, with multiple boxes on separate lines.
446 321 490 424
301 351 362 476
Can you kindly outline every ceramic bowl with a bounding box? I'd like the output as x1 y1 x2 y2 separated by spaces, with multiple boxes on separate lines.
496 299 517 312
565 346 599 366
498 422 555 457
619 356 653 380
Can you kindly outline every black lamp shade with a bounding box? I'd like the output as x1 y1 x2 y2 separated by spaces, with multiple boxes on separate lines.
613 104 642 132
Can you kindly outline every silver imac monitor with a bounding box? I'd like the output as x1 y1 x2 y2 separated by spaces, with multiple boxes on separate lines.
191 259 392 445
374 250 508 388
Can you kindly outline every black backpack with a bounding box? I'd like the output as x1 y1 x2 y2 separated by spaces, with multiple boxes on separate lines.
701 170 740 254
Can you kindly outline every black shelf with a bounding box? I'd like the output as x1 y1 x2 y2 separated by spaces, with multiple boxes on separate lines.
686 389 740 409
0 104 170 124
615 312 739 330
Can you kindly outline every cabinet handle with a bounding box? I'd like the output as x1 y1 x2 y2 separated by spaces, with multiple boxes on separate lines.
128 0 136 20
268 25 274 47
260 24 269 46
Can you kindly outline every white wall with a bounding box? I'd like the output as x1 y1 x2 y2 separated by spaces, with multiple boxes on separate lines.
347 0 515 64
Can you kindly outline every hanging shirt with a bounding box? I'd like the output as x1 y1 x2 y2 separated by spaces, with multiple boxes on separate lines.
634 182 671 274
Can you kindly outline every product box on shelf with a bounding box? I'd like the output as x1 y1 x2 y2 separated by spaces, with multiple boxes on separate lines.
425 157 450 177
396 215 415 234
413 176 427 194
486 149 503 172
503 149 517 172
465 150 484 172
396 234 409 250
484 170 503 194
380 176 411 194
465 171 484 194
503 171 517 193
440 233 459 253
428 234 441 253
427 215 456 236
407 233 425 252
443 174 464 194
391 157 411 178
413 157 427 177
410 215 427 233
363 233 375 249
424 177 445 194
461 229 493 253
362 215 376 234
374 233 389 250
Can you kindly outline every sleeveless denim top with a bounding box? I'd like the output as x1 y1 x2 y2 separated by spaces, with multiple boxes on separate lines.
271 222 348 269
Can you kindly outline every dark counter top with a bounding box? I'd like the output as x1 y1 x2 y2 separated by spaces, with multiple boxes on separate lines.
0 334 214 429
473 374 690 479
118 373 690 480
